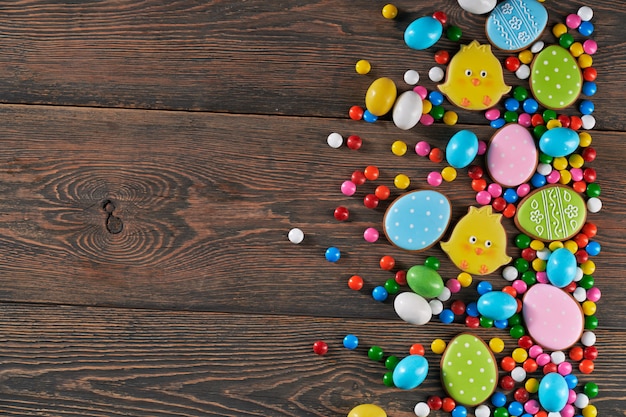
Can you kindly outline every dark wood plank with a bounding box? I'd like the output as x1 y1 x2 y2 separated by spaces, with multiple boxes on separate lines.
0 105 621 329
0 1 623 130
0 303 622 416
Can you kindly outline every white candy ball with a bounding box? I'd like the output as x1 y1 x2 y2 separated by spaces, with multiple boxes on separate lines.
516 64 530 79
537 162 552 176
437 287 451 302
574 267 584 281
551 351 566 365
502 265 519 281
578 6 594 21
414 401 430 416
511 366 527 382
475 404 491 417
581 330 596 347
573 287 587 302
548 412 561 417
327 132 343 148
575 393 590 409
581 114 596 130
587 197 602 213
428 66 444 82
404 69 420 85
531 41 545 53
288 228 304 244
537 248 552 260
429 299 444 315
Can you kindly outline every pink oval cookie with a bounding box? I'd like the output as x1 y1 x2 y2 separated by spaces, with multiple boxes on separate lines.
486 124 538 187
522 283 584 350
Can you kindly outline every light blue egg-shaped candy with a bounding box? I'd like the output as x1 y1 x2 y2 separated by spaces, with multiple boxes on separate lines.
538 373 569 412
392 354 429 390
476 291 517 321
404 16 443 50
446 130 479 168
546 247 577 288
539 127 580 157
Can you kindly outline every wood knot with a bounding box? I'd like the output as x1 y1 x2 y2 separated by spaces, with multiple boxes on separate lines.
102 200 123 234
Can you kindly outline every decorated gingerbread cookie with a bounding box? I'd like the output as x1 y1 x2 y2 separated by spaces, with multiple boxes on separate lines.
383 190 451 251
438 40 511 111
440 206 511 275
486 0 548 52
530 45 583 109
515 184 587 241
523 283 584 350
486 123 538 187
441 333 498 406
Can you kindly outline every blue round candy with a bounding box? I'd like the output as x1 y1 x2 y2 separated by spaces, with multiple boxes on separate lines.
325 246 340 262
538 372 569 412
490 118 506 129
579 99 595 115
582 81 597 97
439 308 454 324
428 91 444 106
547 247 577 288
372 286 388 302
564 373 578 390
578 21 594 36
508 401 524 417
445 130 479 168
494 319 508 329
505 97 520 111
491 391 507 407
343 334 359 350
523 98 539 113
531 173 547 188
466 302 479 317
451 405 467 417
503 188 519 203
404 16 443 50
392 354 429 389
362 109 378 123
477 281 493 295
586 240 601 256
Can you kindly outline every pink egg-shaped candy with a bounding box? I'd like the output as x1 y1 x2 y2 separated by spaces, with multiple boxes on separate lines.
558 361 573 375
561 404 575 417
512 279 527 294
427 171 443 186
415 141 431 156
568 389 577 404
546 170 561 183
536 353 551 366
341 180 357 196
570 168 584 181
528 345 543 358
536 271 548 283
518 113 532 127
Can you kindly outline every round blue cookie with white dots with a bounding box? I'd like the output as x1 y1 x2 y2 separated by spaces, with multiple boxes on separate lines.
383 190 451 251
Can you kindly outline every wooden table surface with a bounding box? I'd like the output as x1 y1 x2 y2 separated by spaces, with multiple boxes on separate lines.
0 1 623 416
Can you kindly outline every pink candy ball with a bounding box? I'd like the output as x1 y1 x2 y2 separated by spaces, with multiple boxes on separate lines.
517 183 531 197
512 279 528 294
583 39 598 55
485 108 500 121
566 13 582 29
528 345 543 358
415 141 431 156
536 353 551 366
524 400 540 414
536 271 548 284
446 279 461 293
518 112 532 127
341 180 357 196
420 114 434 126
476 190 492 205
487 183 503 197
477 140 487 155
363 227 379 243
558 361 573 375
413 85 428 99
568 389 577 404
586 287 601 302
546 170 561 183
570 168 584 181
427 171 443 186
561 404 576 417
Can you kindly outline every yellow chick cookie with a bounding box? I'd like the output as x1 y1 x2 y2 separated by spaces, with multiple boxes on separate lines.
440 206 511 275
438 40 511 111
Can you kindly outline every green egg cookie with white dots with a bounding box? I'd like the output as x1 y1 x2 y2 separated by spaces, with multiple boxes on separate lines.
530 45 582 110
441 333 498 406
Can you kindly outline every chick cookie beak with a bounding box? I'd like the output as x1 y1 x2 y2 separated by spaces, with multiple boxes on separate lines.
471 78 481 86
475 247 484 255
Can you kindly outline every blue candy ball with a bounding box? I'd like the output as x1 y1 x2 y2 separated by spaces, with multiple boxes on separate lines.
466 302 479 317
503 188 519 203
490 118 506 129
582 81 597 97
477 280 493 295
505 97 520 111
523 98 539 113
451 405 467 417
439 309 454 324
343 334 359 350
578 21 594 36
531 173 547 188
428 91 444 106
362 109 378 123
491 391 507 407
325 247 341 262
586 240 601 256
372 286 388 302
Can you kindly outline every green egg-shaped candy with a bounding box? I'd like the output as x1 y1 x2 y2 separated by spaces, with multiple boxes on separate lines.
407 265 444 298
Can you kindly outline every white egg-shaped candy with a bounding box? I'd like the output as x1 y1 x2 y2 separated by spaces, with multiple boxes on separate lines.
393 91 423 130
394 292 432 325
458 0 496 14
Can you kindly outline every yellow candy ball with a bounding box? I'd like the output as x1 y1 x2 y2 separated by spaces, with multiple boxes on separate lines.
582 405 597 417
355 59 371 75
530 240 545 251
563 240 578 254
559 169 572 184
381 4 398 19
579 132 592 147
489 337 505 353
518 49 534 64
431 338 447 354
569 42 584 57
546 119 562 129
549 241 564 251
512 347 528 363
457 272 472 287
532 258 546 272
552 23 568 38
441 166 457 182
569 153 584 169
525 378 539 393
422 99 433 114
443 110 458 126
552 156 568 171
581 260 596 275
348 403 388 417
391 140 408 156
578 54 593 69
582 300 597 316
394 173 410 190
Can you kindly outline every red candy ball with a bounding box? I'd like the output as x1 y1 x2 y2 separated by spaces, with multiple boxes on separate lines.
364 165 380 181
583 168 597 183
569 115 583 131
432 11 447 25
572 180 587 193
434 50 450 65
584 346 599 361
492 197 507 212
557 114 571 127
582 222 598 238
531 114 545 126
451 300 466 315
380 255 395 271
334 206 349 221
468 165 484 179
582 147 597 162
472 179 487 192
348 275 364 290
364 193 380 209
523 358 538 373
514 388 530 403
500 375 515 391
518 336 534 349
349 105 364 121
429 148 444 163
503 203 517 218
521 248 537 261
543 363 558 374
505 56 521 72
395 270 407 285
347 135 363 150
501 356 516 372
465 316 480 328
569 346 584 361
573 233 589 248
442 397 456 413
579 359 595 374
375 185 391 200
313 340 328 355
410 343 426 356
576 250 589 264
428 396 443 411
583 67 597 82
352 170 367 185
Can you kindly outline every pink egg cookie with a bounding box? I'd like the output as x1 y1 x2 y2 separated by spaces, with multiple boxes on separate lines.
486 123 538 187
522 283 584 350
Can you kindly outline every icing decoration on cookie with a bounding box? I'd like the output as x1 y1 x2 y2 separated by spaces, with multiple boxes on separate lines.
530 45 582 109
438 41 511 110
487 123 538 187
383 190 451 251
515 184 586 241
523 283 584 350
486 0 548 52
440 333 498 406
440 206 511 275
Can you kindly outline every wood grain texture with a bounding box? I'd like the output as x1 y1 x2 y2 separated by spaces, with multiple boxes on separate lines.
0 304 623 416
0 1 622 129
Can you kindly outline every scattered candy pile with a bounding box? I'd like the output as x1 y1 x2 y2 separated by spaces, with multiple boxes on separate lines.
290 2 602 417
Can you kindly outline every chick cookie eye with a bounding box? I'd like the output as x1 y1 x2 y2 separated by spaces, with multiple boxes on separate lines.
465 69 472 76
469 236 477 244
485 240 492 247
480 70 488 77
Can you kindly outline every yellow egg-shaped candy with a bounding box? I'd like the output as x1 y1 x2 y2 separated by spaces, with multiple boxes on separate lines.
530 240 545 251
578 54 593 69
512 347 528 363
552 23 568 38
569 42 584 57
365 77 397 116
546 119 562 129
518 50 534 64
443 110 458 125
422 99 433 114
564 240 578 254
348 404 387 417
549 241 564 251
581 260 596 275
